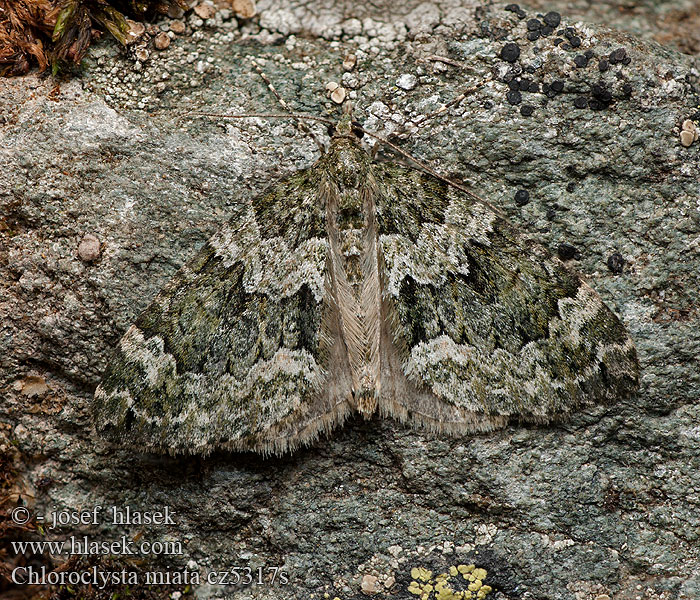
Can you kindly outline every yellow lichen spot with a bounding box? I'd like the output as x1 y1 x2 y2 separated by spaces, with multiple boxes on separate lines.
477 585 493 599
436 588 461 600
473 568 487 581
468 580 482 592
411 568 420 580
423 584 434 593
408 581 422 595
449 566 459 576
457 564 475 574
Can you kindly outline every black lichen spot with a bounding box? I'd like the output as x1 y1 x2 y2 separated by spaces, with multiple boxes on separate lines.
566 181 576 192
607 252 625 274
541 25 553 36
570 36 581 48
500 42 521 63
598 58 609 72
517 9 527 19
528 81 539 92
553 37 564 46
520 104 534 116
557 243 580 261
514 189 530 206
519 78 532 90
574 54 588 68
551 80 564 93
505 3 520 12
622 83 633 96
609 47 627 64
527 18 541 31
564 27 576 39
543 11 561 27
506 90 522 105
590 83 613 110
584 49 594 59
527 31 540 41
508 79 521 91
573 96 588 109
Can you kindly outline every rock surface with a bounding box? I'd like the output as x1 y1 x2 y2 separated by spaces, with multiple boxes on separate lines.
1 1 700 599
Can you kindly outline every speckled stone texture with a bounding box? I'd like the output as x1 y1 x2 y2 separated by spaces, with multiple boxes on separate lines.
1 1 699 599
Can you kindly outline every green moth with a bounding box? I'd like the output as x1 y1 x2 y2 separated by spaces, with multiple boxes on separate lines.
93 114 639 455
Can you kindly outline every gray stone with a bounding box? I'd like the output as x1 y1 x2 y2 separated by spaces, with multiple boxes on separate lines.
1 1 699 599
396 73 418 90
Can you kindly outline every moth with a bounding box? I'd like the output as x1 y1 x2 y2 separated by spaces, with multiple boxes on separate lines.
93 108 639 456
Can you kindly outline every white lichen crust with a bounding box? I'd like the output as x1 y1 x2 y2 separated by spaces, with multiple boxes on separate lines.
93 116 639 455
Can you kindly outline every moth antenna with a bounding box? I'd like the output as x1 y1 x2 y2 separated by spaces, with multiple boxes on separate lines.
194 112 335 127
353 124 509 221
409 79 490 130
250 59 327 154
387 55 493 141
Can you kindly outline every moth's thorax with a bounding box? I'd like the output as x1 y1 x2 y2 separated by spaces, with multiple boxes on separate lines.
321 137 372 190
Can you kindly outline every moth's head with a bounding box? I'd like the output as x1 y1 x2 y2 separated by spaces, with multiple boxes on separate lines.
327 103 365 142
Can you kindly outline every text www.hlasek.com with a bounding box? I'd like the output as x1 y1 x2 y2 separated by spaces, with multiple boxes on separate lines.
12 536 182 557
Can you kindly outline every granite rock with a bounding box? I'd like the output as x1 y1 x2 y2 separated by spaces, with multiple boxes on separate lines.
1 1 699 599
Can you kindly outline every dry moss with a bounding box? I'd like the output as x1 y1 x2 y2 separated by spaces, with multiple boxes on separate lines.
0 0 187 76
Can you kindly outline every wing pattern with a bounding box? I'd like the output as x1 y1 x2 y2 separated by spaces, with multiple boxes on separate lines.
94 169 354 455
94 122 639 454
374 165 638 430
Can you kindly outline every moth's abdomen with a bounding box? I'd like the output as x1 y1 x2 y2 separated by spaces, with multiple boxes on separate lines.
320 149 385 415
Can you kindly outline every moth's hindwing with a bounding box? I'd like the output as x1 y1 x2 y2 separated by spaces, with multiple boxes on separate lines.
374 164 639 431
93 168 354 455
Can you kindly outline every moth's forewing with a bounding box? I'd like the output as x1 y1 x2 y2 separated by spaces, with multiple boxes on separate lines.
94 167 354 456
374 163 638 427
